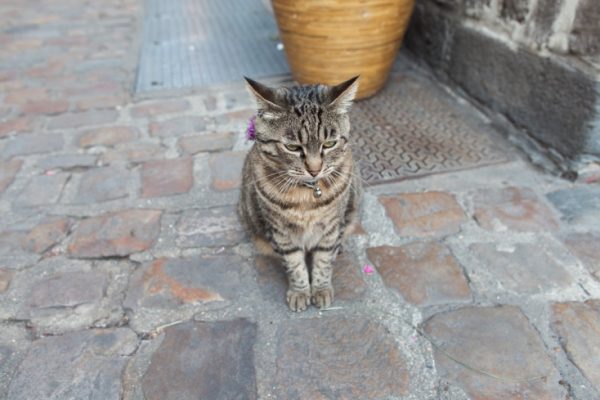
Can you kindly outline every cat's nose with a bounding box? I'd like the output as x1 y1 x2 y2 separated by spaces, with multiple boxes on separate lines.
305 157 322 177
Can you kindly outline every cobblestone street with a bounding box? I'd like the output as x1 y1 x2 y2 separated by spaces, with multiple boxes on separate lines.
1 1 600 399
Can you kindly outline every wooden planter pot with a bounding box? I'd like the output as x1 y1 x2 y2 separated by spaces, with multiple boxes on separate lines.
272 0 415 99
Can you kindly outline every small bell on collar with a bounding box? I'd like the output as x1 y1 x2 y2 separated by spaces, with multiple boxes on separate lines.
313 184 322 198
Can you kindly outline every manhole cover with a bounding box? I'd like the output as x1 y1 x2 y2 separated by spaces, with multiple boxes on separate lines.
351 71 510 185
136 0 289 94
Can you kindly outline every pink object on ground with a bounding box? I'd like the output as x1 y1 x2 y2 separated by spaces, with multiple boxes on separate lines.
363 264 375 274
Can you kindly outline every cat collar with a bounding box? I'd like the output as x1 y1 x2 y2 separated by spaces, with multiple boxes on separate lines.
302 180 322 198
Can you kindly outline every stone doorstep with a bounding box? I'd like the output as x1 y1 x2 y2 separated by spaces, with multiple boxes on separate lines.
404 6 600 164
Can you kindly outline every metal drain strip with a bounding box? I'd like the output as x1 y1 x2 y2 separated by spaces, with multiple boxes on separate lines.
351 73 510 185
136 0 289 94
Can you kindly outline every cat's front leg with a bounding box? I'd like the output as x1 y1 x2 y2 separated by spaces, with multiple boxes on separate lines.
309 245 339 309
282 250 311 311
271 234 310 311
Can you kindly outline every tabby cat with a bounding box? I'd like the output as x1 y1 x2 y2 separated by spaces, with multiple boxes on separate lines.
238 76 362 311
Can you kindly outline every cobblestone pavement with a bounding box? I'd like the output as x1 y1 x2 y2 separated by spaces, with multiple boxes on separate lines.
1 1 600 400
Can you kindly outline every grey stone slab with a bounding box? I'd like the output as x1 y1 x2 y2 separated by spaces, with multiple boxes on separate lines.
273 316 409 399
552 301 600 391
0 324 30 400
68 209 162 258
16 173 69 207
37 153 98 170
27 270 106 309
0 159 22 193
175 206 244 248
2 133 63 159
7 328 137 400
141 320 257 400
1 258 132 334
547 186 600 224
125 254 249 311
424 305 567 399
469 243 573 295
72 166 130 203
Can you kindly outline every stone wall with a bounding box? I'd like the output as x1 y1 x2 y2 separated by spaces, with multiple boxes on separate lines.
404 0 600 172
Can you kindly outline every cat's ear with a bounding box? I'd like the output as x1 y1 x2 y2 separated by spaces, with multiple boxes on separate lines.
328 76 360 114
244 77 285 119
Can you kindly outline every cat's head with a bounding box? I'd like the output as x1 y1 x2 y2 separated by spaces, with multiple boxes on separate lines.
245 76 359 183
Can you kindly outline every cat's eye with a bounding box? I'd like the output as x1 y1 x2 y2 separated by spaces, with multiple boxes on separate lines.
284 143 302 152
322 140 337 149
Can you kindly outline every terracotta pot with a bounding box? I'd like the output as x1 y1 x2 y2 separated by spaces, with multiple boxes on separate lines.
272 0 415 99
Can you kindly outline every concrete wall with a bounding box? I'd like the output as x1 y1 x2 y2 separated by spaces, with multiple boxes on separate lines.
404 0 600 171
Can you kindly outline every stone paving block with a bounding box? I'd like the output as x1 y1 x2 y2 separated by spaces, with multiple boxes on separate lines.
209 151 245 191
332 252 368 300
77 126 138 148
175 206 244 248
0 159 22 193
424 305 567 400
379 192 466 238
547 186 600 224
473 187 559 231
100 141 164 165
46 109 119 130
0 268 13 293
203 95 217 111
3 257 132 334
4 87 49 104
255 252 367 304
0 325 30 400
273 316 409 399
0 231 26 257
141 157 193 198
68 209 162 258
254 255 287 302
16 173 69 207
21 217 70 254
214 108 255 127
37 153 98 170
22 99 69 115
74 95 126 111
149 116 208 138
27 270 106 309
7 328 137 400
72 166 130 203
469 243 573 294
562 232 600 279
2 133 63 158
130 99 190 118
125 255 247 308
141 320 257 400
0 117 33 137
178 131 236 154
552 300 600 391
367 243 470 306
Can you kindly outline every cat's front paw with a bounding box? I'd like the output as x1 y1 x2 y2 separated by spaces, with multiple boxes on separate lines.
311 286 334 309
286 289 311 312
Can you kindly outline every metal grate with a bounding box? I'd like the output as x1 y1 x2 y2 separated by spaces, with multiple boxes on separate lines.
351 72 511 185
136 0 289 94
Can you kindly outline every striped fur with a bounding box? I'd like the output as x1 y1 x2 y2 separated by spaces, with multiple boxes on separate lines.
238 76 362 311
